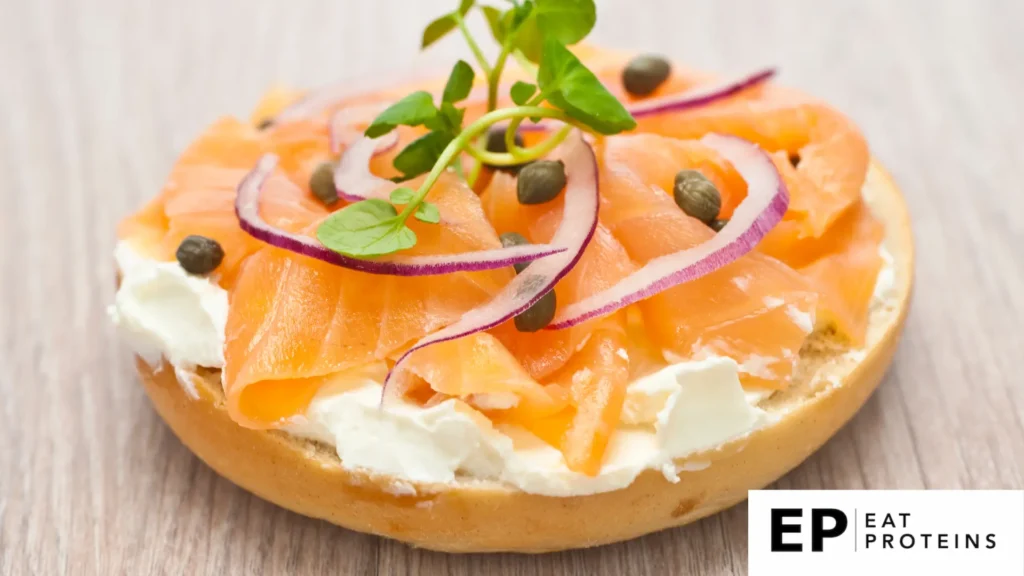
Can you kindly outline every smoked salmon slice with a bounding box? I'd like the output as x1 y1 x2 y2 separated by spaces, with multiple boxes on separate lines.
481 171 637 380
597 135 819 388
118 117 327 287
223 173 513 428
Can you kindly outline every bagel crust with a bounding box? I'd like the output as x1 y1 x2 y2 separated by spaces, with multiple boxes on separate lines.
135 161 912 553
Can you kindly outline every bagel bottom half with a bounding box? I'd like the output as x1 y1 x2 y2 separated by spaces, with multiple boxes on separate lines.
135 160 912 553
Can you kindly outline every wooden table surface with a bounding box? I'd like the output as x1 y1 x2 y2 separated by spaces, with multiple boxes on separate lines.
2 0 1022 573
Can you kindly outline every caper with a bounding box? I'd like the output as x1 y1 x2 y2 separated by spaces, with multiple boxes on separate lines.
485 127 528 171
517 160 566 205
256 118 273 131
486 127 524 154
309 162 338 206
176 235 224 275
622 54 671 97
788 152 801 167
709 219 729 232
514 290 557 332
499 232 533 274
673 170 721 224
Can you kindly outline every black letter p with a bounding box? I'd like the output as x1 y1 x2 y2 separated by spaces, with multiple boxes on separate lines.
811 508 848 552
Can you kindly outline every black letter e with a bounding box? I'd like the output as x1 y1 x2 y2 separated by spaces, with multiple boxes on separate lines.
771 508 803 552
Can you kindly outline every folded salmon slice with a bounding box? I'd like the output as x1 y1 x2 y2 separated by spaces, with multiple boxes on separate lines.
481 171 637 380
403 332 568 420
764 198 885 344
513 324 631 476
223 173 513 428
598 135 818 388
118 117 328 287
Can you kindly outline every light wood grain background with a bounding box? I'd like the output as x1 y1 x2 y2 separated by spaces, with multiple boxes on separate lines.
1 0 1022 574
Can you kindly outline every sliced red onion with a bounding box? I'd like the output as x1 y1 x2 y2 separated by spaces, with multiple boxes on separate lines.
271 68 442 123
548 133 789 329
628 68 776 117
515 69 776 134
235 154 566 276
384 131 598 389
329 103 398 155
333 135 397 202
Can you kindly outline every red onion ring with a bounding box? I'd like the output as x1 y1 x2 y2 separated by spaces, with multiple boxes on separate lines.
235 155 567 276
548 133 789 329
332 135 398 202
383 131 598 390
627 68 776 118
511 68 776 133
329 103 398 155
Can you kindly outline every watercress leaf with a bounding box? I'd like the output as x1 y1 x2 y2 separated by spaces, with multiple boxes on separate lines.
513 12 543 62
442 60 476 104
415 201 441 224
422 0 476 48
389 187 415 204
510 81 537 105
422 15 458 48
534 0 595 45
481 6 505 42
510 0 533 29
439 101 465 132
537 39 636 134
393 131 454 178
365 91 438 138
317 199 417 257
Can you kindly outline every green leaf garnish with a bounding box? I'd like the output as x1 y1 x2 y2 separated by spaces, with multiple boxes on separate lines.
511 8 544 62
415 201 441 224
389 187 416 204
317 199 417 257
482 6 506 42
320 0 637 261
534 0 595 45
394 131 455 179
365 91 438 138
421 0 476 48
442 60 476 104
510 81 537 105
537 38 636 134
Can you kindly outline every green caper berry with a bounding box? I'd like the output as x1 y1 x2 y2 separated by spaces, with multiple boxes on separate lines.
500 232 529 248
309 162 338 206
673 170 722 224
517 160 566 205
500 232 533 274
514 290 557 332
485 127 527 171
485 127 524 155
709 219 729 232
622 54 672 97
176 235 224 275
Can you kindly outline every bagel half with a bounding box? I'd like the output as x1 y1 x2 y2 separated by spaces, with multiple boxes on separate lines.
134 160 912 553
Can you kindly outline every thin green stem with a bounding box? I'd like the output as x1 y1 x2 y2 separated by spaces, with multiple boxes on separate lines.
455 14 492 77
468 124 573 166
397 106 572 221
511 49 538 77
504 91 548 159
466 156 483 188
487 44 512 111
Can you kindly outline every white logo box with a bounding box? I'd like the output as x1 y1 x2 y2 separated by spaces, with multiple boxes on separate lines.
748 490 1024 576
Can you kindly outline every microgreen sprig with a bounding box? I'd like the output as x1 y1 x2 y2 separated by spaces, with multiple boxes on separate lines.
317 0 635 259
